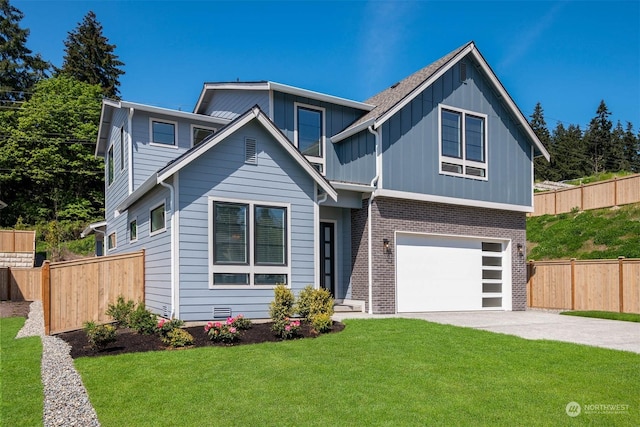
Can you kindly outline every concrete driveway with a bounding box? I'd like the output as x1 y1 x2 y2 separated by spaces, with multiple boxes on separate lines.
333 310 640 353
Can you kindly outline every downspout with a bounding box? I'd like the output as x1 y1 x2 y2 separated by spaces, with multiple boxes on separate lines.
367 125 381 314
128 108 134 194
159 179 176 319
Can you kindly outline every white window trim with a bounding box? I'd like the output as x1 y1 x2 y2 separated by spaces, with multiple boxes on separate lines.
149 201 167 237
293 102 326 175
120 126 126 173
129 217 138 243
107 145 114 186
208 196 291 289
107 232 117 251
438 104 489 181
149 118 179 148
190 124 217 147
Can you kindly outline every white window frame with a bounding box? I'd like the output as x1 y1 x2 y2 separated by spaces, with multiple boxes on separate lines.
293 102 326 175
208 196 291 289
129 217 138 243
107 232 116 251
120 126 125 172
149 201 166 236
107 145 114 186
149 118 178 148
438 104 488 181
190 124 217 147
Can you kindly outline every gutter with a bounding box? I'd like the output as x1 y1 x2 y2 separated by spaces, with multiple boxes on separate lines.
159 179 177 319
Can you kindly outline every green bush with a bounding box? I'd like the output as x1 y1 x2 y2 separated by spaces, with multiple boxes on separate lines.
230 314 252 330
162 328 194 347
295 285 315 320
310 312 333 333
270 284 297 338
157 318 184 340
83 321 117 349
106 296 136 328
129 303 157 335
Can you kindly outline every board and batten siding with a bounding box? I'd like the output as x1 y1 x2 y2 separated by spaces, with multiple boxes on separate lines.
177 120 317 320
271 91 373 184
204 89 269 120
381 55 533 208
121 185 172 316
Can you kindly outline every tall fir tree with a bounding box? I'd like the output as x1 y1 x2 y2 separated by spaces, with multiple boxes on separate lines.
530 102 557 181
60 11 124 98
584 100 613 174
0 0 50 103
552 123 587 180
622 122 640 172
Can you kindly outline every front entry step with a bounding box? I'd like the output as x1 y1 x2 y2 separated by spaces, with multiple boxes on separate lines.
333 300 365 313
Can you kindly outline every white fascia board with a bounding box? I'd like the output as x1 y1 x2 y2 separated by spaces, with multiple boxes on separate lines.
254 111 338 201
81 220 107 238
95 101 120 156
116 173 158 213
119 100 231 126
330 118 376 143
373 43 476 130
375 189 534 213
268 82 375 111
193 82 271 113
330 181 375 193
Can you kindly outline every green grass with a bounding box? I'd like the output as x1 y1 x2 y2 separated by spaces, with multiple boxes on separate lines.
564 171 634 186
75 318 640 426
561 311 640 323
0 317 43 427
527 203 640 260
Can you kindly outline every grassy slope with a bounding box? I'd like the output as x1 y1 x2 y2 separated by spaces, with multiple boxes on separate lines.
527 203 640 260
76 319 639 426
0 317 43 427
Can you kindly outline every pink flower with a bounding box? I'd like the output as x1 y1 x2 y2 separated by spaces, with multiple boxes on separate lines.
237 314 244 319
157 319 165 328
214 322 222 329
285 325 291 331
229 327 237 334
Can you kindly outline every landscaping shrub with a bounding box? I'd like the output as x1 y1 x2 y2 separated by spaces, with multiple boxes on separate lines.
83 321 116 349
270 284 298 338
156 318 184 341
295 286 334 333
295 285 314 320
205 320 240 343
162 328 194 348
231 314 252 330
106 296 135 328
129 303 157 335
310 312 333 333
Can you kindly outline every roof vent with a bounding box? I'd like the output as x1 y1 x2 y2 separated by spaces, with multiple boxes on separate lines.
245 137 257 164
390 82 400 89
459 62 467 82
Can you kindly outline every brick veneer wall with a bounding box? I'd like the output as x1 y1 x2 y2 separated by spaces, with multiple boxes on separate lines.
351 196 527 314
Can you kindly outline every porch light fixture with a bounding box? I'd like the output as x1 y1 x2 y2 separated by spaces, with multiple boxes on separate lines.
383 239 390 253
517 243 524 257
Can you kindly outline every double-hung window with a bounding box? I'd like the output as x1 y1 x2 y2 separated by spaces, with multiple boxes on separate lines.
210 198 289 287
294 103 325 173
439 105 488 179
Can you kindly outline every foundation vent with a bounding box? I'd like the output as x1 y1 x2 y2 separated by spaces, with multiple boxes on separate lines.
213 307 232 319
162 305 168 318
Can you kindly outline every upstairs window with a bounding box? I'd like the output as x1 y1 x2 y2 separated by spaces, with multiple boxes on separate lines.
129 219 137 242
120 127 125 171
151 119 176 145
294 103 325 173
439 105 487 179
150 202 166 235
107 145 114 185
192 125 216 146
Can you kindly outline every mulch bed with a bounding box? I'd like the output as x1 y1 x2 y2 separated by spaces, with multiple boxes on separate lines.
0 301 32 318
57 321 345 359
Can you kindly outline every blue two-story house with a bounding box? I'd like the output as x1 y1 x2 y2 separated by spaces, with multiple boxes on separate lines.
93 42 549 319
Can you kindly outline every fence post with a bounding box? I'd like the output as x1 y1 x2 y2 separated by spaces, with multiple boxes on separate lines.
7 266 11 301
618 256 625 313
580 184 584 211
570 258 576 310
41 261 51 335
553 190 557 215
527 260 534 308
614 176 618 207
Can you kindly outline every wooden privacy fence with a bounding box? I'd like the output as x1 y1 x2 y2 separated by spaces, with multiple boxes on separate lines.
528 258 640 313
0 230 36 252
0 267 42 301
531 174 640 216
43 251 145 334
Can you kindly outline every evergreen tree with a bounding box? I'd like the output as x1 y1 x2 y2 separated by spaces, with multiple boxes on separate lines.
622 122 640 172
584 100 613 174
610 121 628 171
552 123 586 180
530 102 556 181
0 0 50 103
0 76 104 226
60 11 124 98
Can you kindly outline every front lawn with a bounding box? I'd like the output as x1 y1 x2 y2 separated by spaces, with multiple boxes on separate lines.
0 317 43 427
76 318 639 426
561 310 640 323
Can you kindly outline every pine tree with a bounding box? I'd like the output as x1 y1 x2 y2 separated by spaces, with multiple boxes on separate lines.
610 121 628 172
584 100 613 174
530 102 556 181
552 123 586 180
0 0 50 103
60 11 124 98
622 122 640 172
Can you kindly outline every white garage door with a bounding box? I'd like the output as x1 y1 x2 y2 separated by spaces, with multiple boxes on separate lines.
396 233 507 312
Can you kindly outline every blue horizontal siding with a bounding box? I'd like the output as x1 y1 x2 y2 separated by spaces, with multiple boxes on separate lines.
177 119 317 321
381 55 533 207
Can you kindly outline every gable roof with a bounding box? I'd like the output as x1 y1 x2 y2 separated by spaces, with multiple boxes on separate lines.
331 41 550 161
117 106 337 213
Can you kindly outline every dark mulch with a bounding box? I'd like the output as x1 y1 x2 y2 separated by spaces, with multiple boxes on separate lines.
0 301 32 318
57 321 345 359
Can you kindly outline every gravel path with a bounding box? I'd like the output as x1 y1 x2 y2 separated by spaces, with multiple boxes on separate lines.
16 301 101 427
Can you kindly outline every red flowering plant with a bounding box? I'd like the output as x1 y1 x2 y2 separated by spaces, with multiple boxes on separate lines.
156 318 184 340
204 315 251 343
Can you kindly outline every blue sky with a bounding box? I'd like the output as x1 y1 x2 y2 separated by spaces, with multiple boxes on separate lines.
14 0 640 130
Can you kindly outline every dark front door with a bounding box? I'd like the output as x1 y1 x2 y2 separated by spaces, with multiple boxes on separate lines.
320 222 335 296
